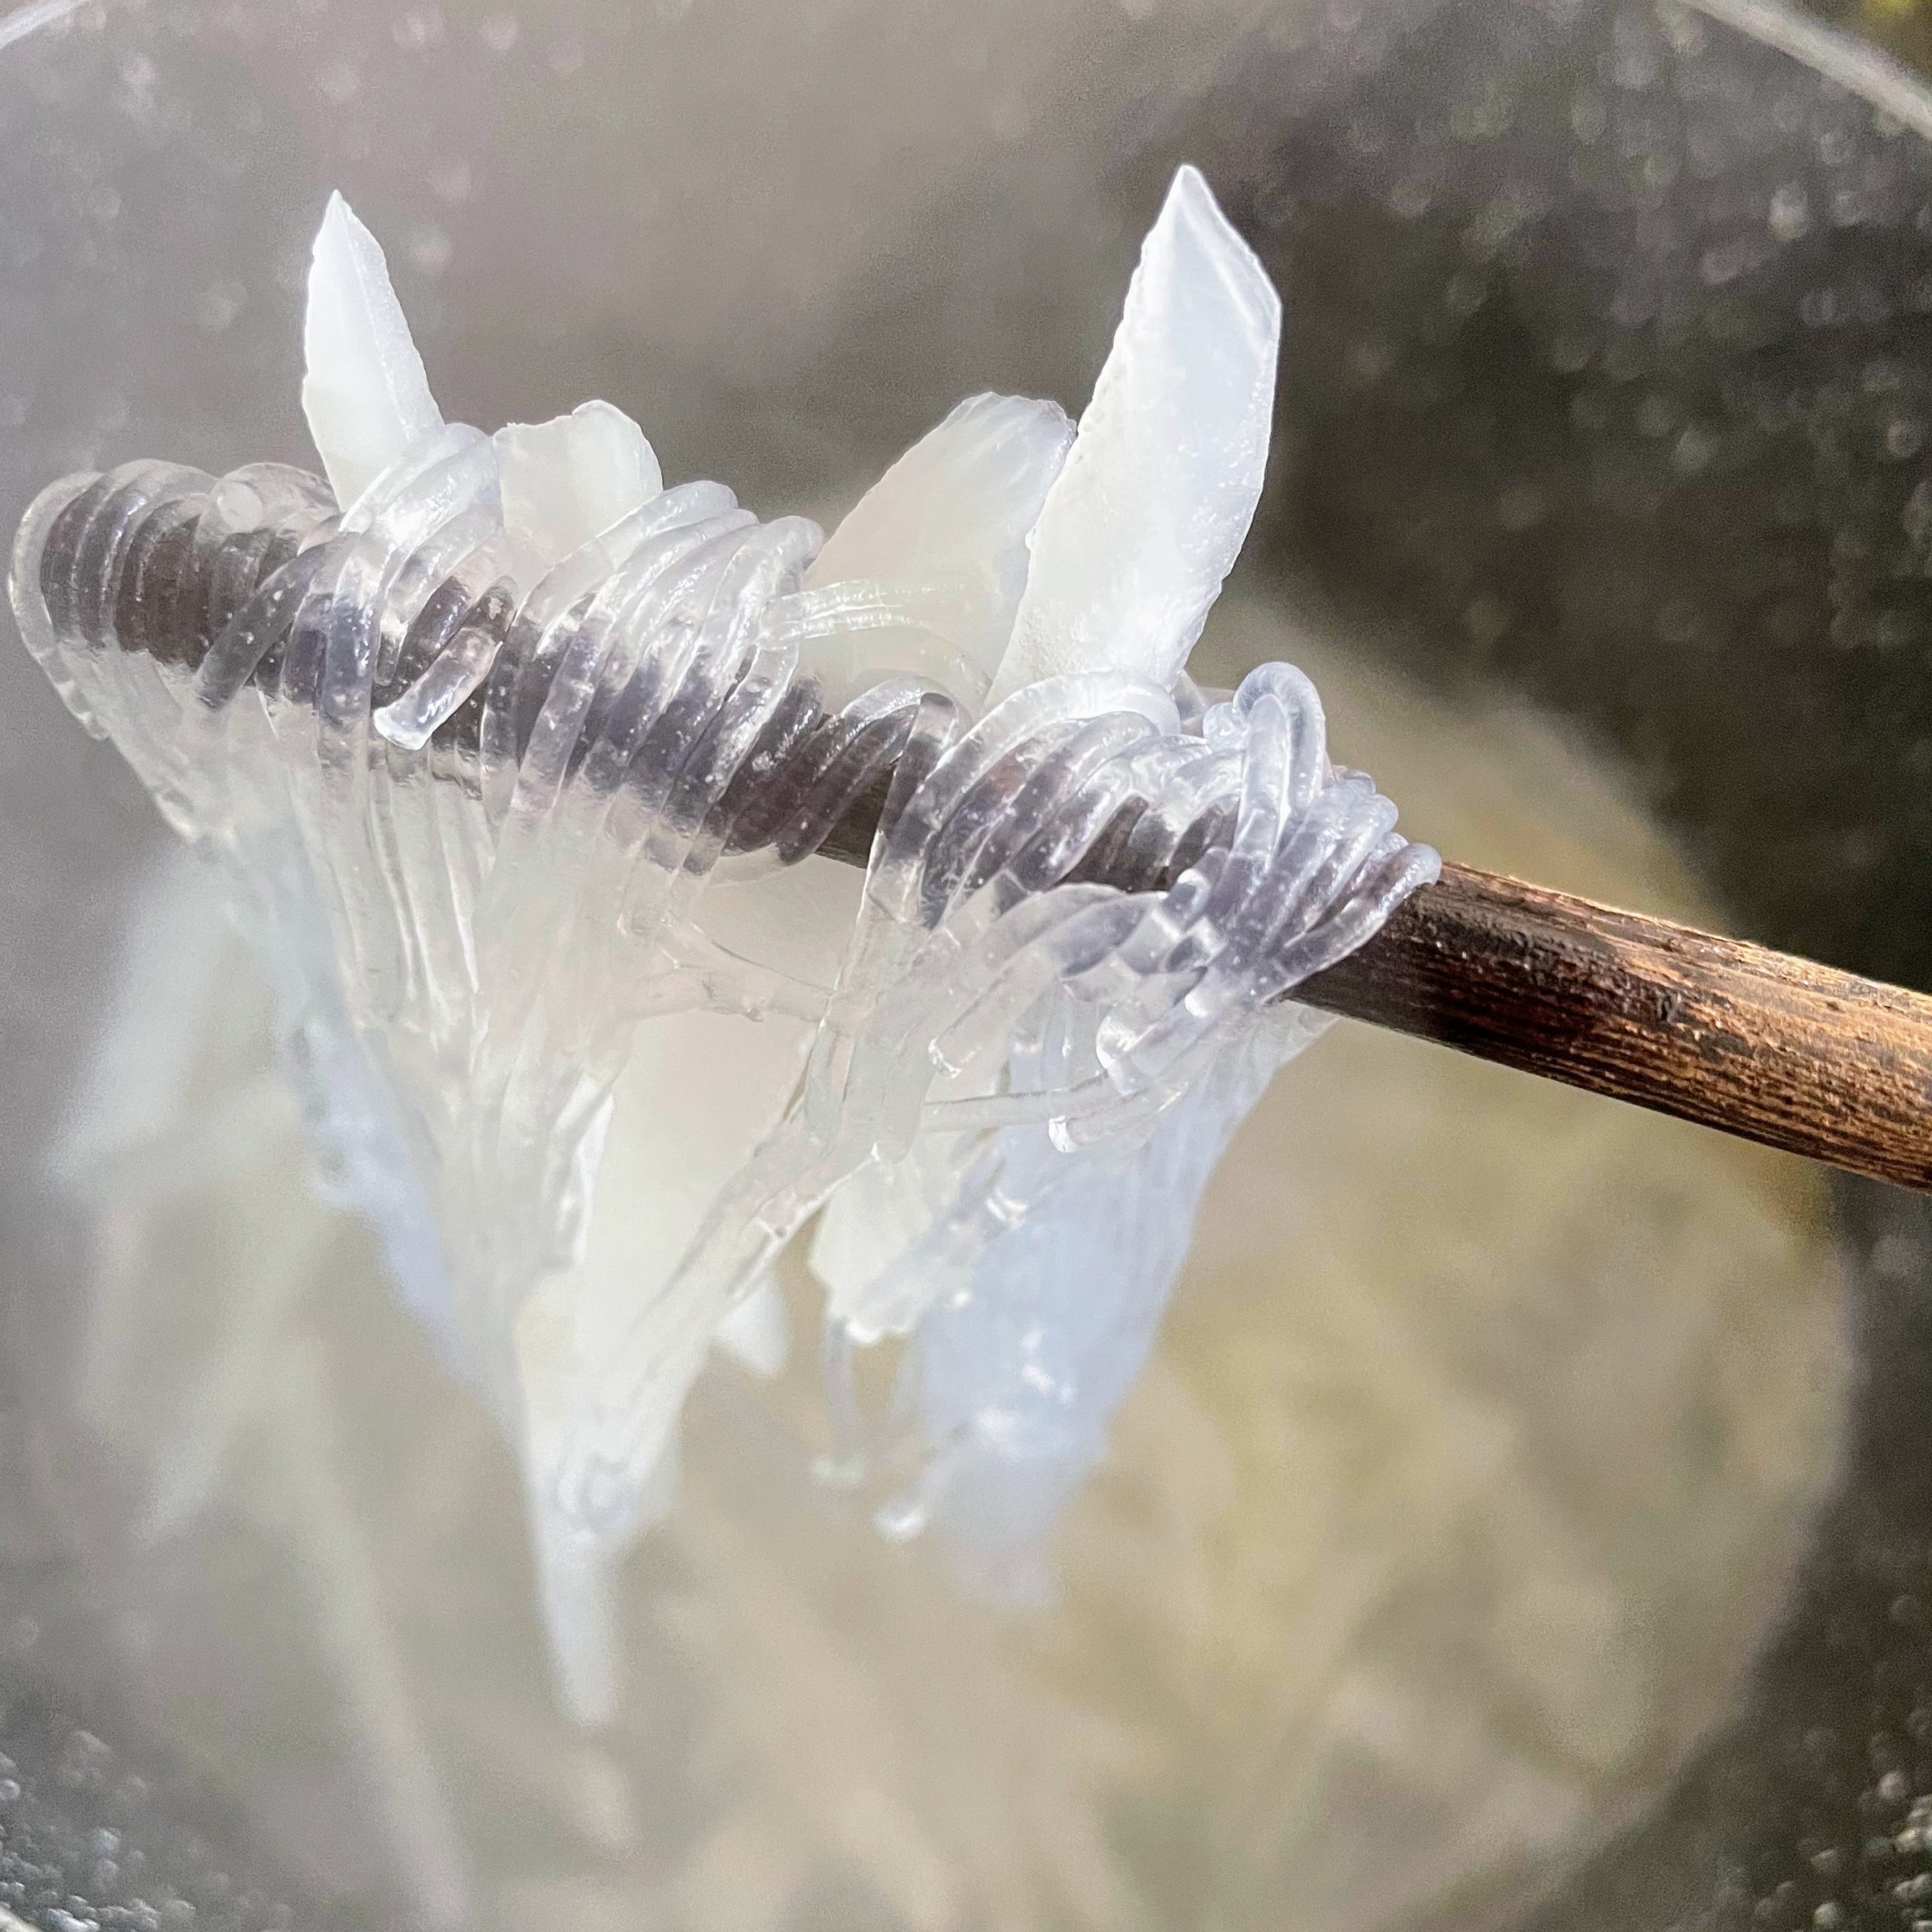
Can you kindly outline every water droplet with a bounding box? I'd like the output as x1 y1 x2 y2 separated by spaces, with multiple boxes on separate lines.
315 59 360 105
391 4 443 49
1673 424 1715 475
56 1729 111 1792
1770 183 1810 242
430 158 472 205
1700 237 1758 286
1463 593 1509 653
408 226 451 276
1801 288 1842 328
1637 392 1678 438
194 280 246 334
1886 420 1924 460
1346 339 1392 385
1388 174 1434 220
478 10 518 51
1550 332 1593 374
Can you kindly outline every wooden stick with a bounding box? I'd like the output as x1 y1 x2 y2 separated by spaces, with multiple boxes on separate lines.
57 496 1932 1192
818 774 1932 1191
1294 862 1932 1192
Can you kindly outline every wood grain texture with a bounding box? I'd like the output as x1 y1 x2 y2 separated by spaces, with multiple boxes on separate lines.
1294 862 1932 1191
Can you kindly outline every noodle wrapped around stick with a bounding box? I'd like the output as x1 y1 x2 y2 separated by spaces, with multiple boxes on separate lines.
11 168 1436 1719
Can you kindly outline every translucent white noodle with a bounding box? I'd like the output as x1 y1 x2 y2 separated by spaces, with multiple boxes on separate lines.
8 165 1439 1716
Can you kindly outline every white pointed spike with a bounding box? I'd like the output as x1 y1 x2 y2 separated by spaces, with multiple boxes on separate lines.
986 165 1281 704
494 401 664 572
302 192 445 512
803 392 1075 710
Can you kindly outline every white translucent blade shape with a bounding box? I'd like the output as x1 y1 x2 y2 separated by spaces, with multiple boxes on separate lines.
511 973 823 1718
302 192 446 511
809 1136 960 1342
535 862 859 1475
494 401 665 574
986 165 1281 704
711 1275 789 1380
803 392 1074 710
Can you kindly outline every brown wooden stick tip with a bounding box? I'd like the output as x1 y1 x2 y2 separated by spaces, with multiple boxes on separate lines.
1296 862 1932 1193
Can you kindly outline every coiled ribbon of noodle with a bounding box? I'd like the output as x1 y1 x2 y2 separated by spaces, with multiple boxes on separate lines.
10 167 1438 1718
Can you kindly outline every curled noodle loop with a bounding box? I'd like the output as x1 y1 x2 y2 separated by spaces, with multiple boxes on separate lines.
13 438 1438 1666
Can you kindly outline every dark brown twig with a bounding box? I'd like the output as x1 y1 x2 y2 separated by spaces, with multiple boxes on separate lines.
1294 863 1932 1192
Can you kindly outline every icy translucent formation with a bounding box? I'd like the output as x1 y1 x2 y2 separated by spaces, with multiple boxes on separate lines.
987 165 1280 703
803 392 1074 708
495 401 664 571
10 170 1438 1719
302 192 445 511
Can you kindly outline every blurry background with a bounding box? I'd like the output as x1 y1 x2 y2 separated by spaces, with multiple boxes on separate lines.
2 0 1931 1928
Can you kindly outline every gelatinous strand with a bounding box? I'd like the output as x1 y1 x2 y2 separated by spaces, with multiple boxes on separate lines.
11 159 1443 1707
13 442 1438 1689
548 661 1435 1553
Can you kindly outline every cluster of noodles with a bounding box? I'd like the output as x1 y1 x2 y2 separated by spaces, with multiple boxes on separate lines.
10 169 1437 1716
13 436 1435 1684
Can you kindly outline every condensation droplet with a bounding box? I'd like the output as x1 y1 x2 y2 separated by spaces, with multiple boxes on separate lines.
315 58 360 105
391 4 444 49
430 157 472 205
194 279 247 334
1388 174 1434 220
409 226 452 276
1770 182 1811 242
1673 424 1715 475
1346 339 1393 384
1637 392 1678 438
